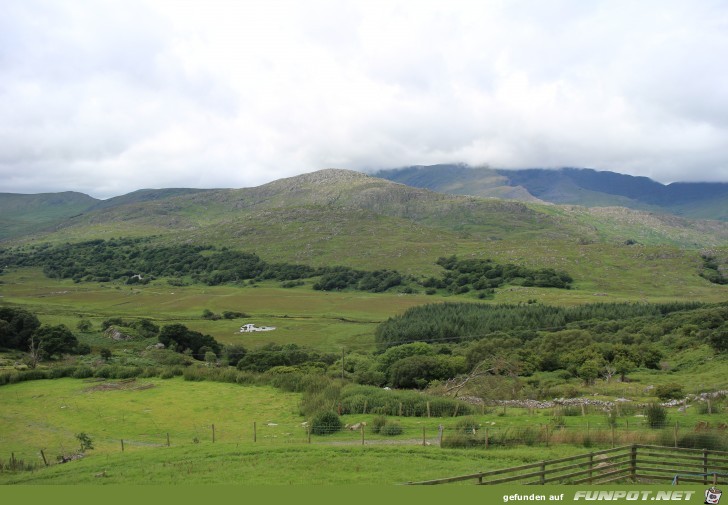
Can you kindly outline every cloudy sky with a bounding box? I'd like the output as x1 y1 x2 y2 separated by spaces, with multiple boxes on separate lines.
2 0 728 198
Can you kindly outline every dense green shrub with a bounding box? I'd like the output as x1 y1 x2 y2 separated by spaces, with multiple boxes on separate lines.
159 367 184 379
338 385 473 417
93 365 143 379
71 366 94 379
380 422 403 436
370 415 388 434
673 432 728 451
645 403 669 428
454 416 480 434
159 324 222 360
310 411 343 435
655 383 684 400
441 432 484 448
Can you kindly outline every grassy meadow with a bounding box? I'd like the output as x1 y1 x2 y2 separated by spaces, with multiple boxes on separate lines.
4 377 724 485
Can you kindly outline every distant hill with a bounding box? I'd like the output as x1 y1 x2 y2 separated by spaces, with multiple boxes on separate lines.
0 188 212 241
0 191 98 241
2 168 727 300
375 165 728 221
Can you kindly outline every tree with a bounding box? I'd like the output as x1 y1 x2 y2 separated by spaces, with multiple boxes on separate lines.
204 351 218 367
99 348 112 362
612 356 636 382
33 325 78 359
223 344 247 367
158 324 221 360
0 307 41 350
577 359 602 386
76 432 94 452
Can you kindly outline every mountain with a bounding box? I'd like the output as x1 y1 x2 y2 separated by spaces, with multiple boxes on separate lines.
0 188 213 241
1 168 727 299
375 165 728 221
0 191 98 241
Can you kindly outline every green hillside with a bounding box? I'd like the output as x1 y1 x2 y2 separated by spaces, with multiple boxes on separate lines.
0 192 98 241
2 169 727 300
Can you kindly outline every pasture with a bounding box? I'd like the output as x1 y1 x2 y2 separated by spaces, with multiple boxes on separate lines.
0 377 644 485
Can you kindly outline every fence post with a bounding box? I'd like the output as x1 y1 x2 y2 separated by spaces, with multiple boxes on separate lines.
588 452 593 482
307 424 311 444
167 433 170 447
253 422 257 443
485 428 489 450
361 425 365 446
673 422 678 448
422 427 426 446
703 449 708 485
427 401 431 418
545 424 549 447
611 425 615 448
399 402 403 417
40 449 48 466
630 444 637 482
363 399 368 414
539 461 546 485
120 439 124 452
212 423 215 443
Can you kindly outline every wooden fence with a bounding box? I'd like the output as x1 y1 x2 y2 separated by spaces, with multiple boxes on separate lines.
407 445 728 485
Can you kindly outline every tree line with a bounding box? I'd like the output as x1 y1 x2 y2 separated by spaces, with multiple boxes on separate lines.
0 239 574 294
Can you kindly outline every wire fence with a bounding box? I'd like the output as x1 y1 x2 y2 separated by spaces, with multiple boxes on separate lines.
3 418 728 473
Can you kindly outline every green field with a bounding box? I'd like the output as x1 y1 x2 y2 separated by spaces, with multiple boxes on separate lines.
4 377 721 485
0 377 596 485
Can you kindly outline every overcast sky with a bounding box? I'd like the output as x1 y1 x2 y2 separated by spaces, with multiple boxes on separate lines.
2 0 728 198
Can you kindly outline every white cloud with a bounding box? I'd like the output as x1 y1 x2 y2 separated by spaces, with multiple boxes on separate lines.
1 0 727 198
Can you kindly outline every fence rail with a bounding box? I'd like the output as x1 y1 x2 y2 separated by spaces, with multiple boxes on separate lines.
406 445 728 486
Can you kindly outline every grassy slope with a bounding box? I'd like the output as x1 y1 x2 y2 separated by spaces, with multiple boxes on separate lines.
0 192 98 241
2 373 726 485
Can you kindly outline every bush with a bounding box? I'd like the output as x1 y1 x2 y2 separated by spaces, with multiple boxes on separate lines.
454 416 479 434
655 383 684 400
645 403 669 428
183 367 209 382
370 415 388 434
93 365 143 379
72 366 94 379
380 422 403 436
441 432 484 448
673 432 728 451
310 411 343 435
159 367 184 379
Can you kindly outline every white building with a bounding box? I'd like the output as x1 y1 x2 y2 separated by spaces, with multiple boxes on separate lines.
240 323 276 333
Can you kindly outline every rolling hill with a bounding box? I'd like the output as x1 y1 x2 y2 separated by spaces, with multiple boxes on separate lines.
1 168 727 302
0 188 214 241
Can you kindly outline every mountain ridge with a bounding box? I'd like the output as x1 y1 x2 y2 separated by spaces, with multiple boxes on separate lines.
375 164 728 221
